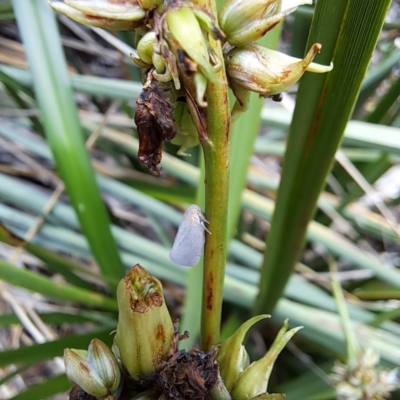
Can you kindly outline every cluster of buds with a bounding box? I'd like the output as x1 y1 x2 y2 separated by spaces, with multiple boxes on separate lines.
219 0 333 117
64 338 122 399
327 261 400 400
217 315 302 399
330 348 400 400
64 265 302 399
50 0 333 174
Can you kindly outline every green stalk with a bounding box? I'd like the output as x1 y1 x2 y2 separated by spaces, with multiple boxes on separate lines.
194 0 230 351
329 259 359 364
254 0 392 314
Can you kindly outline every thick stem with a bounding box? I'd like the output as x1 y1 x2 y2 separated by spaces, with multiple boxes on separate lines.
195 0 231 351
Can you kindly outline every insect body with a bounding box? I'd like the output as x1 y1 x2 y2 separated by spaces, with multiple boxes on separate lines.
169 204 211 267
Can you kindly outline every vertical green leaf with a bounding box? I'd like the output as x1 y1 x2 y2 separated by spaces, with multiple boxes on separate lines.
255 0 392 313
11 0 125 287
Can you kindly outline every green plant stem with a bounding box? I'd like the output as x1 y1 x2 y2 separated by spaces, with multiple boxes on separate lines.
195 0 230 352
329 259 359 363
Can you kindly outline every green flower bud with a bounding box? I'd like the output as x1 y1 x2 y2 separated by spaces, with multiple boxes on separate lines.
64 339 122 398
218 315 270 392
114 264 174 380
136 32 166 73
135 32 172 78
136 32 157 65
219 0 312 47
132 32 177 85
165 7 221 83
49 1 145 30
226 43 333 98
231 321 302 400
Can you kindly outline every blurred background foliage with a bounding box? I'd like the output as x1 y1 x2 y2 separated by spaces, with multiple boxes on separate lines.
0 0 400 399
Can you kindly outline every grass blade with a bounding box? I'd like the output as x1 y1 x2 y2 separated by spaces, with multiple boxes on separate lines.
11 0 125 287
0 327 113 367
0 258 118 311
255 0 392 313
9 374 71 400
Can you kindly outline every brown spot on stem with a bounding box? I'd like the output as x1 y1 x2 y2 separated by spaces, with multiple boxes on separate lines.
206 273 214 310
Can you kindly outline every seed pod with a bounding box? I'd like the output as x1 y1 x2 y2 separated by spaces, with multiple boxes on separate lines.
169 204 211 267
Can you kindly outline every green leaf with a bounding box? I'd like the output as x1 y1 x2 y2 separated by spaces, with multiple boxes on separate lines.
9 374 71 400
11 0 125 288
357 48 400 109
0 69 44 136
0 224 97 290
255 0 392 313
0 65 142 100
366 73 400 124
261 107 400 154
0 327 114 367
0 312 111 327
0 258 118 311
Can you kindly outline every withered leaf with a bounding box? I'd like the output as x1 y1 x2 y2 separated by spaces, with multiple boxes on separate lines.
135 81 176 176
154 332 219 399
139 331 218 399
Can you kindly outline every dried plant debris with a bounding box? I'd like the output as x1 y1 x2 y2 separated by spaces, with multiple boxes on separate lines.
135 80 177 176
144 331 219 400
69 385 96 400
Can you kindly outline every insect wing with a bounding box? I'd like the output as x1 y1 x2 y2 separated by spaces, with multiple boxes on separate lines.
169 205 207 267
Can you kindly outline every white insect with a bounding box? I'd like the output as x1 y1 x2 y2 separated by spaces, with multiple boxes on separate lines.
169 204 211 267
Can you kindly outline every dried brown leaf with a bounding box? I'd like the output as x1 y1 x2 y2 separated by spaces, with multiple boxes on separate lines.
135 81 176 176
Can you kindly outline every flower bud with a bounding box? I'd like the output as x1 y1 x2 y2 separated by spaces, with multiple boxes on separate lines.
331 347 400 400
136 32 167 74
165 7 221 83
49 1 145 30
136 32 157 65
64 0 145 20
219 0 312 47
114 264 174 379
231 321 302 399
218 315 270 392
226 43 333 98
64 339 122 398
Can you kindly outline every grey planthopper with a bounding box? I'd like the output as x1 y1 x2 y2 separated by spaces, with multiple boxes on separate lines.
169 204 211 267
